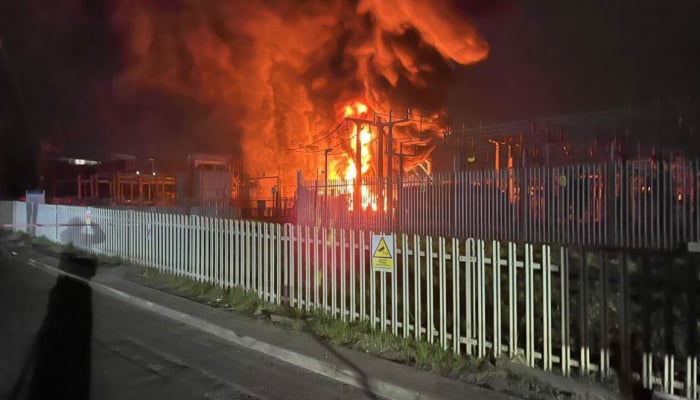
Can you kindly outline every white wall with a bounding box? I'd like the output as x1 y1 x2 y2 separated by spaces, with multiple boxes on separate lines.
0 201 14 227
35 204 58 242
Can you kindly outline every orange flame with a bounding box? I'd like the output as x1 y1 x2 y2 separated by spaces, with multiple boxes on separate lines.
329 101 378 211
113 0 489 189
341 102 372 181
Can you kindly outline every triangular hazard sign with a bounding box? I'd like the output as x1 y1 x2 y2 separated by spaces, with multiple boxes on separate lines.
373 237 392 258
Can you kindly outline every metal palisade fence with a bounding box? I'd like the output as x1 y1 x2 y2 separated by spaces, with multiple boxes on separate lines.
1 201 698 398
297 159 700 251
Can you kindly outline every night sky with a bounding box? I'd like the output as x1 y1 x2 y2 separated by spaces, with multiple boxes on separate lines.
1 0 699 195
448 0 700 124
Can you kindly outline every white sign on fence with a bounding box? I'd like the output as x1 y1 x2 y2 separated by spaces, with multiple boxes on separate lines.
85 209 92 225
371 234 394 272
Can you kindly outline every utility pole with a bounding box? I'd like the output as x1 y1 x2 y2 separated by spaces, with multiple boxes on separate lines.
506 137 521 204
376 109 410 229
376 115 384 218
487 137 506 171
324 148 332 225
454 124 467 172
375 114 382 178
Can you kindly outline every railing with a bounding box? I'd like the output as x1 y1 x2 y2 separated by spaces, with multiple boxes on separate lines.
297 159 700 250
111 205 243 219
1 201 698 398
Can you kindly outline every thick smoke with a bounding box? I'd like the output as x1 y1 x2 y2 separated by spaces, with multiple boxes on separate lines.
113 0 489 186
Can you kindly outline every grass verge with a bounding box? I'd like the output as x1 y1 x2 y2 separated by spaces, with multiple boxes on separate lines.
126 265 608 400
3 231 125 267
47 241 122 267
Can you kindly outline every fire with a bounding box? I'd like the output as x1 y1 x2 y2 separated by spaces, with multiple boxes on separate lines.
344 102 368 117
112 0 489 188
335 101 378 211
341 102 372 181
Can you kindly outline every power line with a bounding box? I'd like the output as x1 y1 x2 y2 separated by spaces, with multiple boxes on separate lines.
291 132 383 154
266 121 345 152
266 106 445 155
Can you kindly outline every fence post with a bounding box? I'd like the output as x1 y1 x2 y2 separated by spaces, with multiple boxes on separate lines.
465 238 474 355
296 170 302 225
477 239 486 358
605 161 616 247
492 240 502 358
451 237 460 354
391 233 398 336
600 250 610 377
439 237 447 349
542 244 552 371
426 235 434 343
508 242 518 359
276 223 282 305
414 235 422 342
448 169 461 237
663 252 675 394
686 253 698 398
347 229 354 320
524 243 534 367
519 166 527 243
560 246 571 377
340 228 346 321
579 246 590 374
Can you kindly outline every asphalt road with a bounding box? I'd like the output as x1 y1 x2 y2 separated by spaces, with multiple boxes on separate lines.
0 247 375 400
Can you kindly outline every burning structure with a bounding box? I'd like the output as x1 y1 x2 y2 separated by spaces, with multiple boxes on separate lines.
112 0 490 197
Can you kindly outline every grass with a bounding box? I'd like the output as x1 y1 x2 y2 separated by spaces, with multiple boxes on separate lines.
128 266 584 400
4 231 125 267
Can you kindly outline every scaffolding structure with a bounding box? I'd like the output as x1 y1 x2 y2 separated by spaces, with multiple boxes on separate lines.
77 172 176 206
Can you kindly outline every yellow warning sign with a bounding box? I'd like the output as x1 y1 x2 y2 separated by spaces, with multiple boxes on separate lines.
373 237 392 258
371 234 394 272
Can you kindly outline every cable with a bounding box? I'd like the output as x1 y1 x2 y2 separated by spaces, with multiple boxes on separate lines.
266 121 345 152
266 109 443 154
291 133 383 154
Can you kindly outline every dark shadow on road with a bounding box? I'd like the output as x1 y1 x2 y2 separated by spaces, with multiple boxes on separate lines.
302 319 378 400
9 221 104 400
8 253 97 400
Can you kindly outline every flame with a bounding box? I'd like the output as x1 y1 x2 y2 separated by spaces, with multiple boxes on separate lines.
327 101 377 211
341 102 372 181
112 0 489 188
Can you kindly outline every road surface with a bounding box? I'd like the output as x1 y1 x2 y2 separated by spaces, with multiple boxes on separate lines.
0 246 376 400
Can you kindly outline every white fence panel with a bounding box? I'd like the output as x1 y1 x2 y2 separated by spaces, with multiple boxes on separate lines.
0 201 15 227
13 202 27 233
35 204 56 242
7 201 698 399
56 205 85 246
